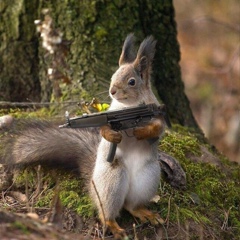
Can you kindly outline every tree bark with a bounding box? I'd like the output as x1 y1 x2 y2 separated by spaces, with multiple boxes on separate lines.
0 0 41 102
136 0 201 129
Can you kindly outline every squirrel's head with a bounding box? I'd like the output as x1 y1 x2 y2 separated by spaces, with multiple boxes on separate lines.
109 34 157 107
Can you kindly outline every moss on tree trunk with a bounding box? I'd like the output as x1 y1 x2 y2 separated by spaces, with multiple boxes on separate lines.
0 0 41 102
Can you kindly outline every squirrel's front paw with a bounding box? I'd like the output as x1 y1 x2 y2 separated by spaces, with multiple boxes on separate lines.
100 125 122 143
133 120 164 140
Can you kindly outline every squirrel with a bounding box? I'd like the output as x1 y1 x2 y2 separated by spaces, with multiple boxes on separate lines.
91 34 164 239
0 34 186 239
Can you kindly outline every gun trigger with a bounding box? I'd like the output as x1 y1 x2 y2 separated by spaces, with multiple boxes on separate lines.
124 130 135 138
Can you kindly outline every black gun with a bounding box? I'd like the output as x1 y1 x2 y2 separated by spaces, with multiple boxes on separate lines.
59 103 171 162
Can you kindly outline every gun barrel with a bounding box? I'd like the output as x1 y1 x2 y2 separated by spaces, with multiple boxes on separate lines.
60 114 108 128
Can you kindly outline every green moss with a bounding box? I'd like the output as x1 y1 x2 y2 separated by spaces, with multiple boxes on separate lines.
58 176 94 218
35 190 54 208
14 169 37 190
0 106 65 120
158 124 240 237
13 221 29 234
160 124 201 160
13 167 94 219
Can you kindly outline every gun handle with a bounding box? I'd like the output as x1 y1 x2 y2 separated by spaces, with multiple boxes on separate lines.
106 142 117 163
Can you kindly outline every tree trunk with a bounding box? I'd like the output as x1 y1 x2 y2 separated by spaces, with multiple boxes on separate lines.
140 1 200 129
0 0 41 102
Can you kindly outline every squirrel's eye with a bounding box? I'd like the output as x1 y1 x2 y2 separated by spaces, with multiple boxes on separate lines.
128 78 136 86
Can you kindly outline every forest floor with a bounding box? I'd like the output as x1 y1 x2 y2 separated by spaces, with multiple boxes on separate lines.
1 119 239 239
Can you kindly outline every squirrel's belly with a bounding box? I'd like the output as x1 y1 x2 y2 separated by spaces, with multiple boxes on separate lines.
116 136 160 209
116 131 158 170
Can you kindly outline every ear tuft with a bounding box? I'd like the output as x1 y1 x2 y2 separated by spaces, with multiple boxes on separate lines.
136 35 156 64
134 36 157 83
135 56 147 73
119 33 136 66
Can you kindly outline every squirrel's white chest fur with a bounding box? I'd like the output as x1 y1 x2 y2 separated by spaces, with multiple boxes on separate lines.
117 130 154 172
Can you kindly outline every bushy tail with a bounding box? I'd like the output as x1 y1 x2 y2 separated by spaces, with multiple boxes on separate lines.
1 120 100 179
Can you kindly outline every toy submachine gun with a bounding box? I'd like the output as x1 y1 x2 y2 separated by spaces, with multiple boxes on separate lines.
59 103 171 163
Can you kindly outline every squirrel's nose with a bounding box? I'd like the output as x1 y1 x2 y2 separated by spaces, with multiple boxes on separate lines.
110 87 117 95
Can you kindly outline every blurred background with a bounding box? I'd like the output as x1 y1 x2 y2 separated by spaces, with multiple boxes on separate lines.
174 0 240 162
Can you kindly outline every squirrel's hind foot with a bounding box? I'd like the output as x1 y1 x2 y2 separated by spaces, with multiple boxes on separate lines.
105 219 127 240
128 206 164 225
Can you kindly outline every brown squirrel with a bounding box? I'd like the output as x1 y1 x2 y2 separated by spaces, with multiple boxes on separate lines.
0 34 186 239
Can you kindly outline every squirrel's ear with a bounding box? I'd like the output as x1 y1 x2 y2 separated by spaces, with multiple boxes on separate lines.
134 56 148 73
119 33 136 66
134 36 156 83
